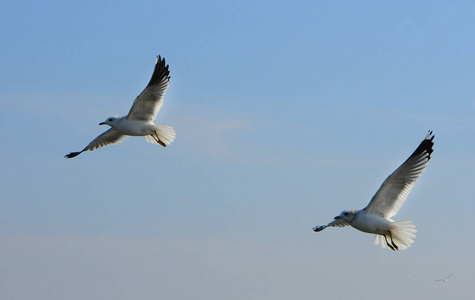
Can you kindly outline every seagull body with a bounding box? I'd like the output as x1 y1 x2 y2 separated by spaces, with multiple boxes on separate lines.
338 209 394 235
65 55 175 158
313 131 435 251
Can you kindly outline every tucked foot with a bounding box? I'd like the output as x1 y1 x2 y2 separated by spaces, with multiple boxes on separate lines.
158 139 166 147
392 242 399 251
389 232 399 250
384 235 397 251
150 133 167 147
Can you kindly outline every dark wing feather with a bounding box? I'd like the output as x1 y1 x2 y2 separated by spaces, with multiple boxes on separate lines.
126 55 171 121
64 129 127 158
363 131 435 218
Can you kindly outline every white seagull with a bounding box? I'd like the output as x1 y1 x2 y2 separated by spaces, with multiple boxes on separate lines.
435 273 454 282
313 131 435 251
65 55 176 158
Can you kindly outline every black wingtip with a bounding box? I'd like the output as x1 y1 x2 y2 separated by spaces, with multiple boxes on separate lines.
156 55 164 66
411 130 435 160
427 130 435 142
147 55 170 87
313 225 326 232
64 152 81 159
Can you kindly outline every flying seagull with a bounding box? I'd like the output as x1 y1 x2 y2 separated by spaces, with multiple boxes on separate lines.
313 131 435 251
65 55 176 158
435 273 454 282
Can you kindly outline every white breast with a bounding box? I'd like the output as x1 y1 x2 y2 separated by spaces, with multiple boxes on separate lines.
349 211 392 235
114 119 154 136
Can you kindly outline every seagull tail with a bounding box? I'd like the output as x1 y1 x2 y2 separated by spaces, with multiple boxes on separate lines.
145 125 176 147
374 220 417 251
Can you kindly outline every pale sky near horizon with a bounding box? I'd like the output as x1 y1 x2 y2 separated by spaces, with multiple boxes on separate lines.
1 1 474 299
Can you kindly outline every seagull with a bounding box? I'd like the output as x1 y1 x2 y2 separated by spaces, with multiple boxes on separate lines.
313 131 435 251
435 273 454 282
65 55 176 158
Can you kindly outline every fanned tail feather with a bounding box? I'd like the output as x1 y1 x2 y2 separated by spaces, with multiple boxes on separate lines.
145 125 176 146
374 220 417 251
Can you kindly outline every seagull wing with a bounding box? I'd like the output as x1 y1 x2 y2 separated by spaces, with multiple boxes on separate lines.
326 219 350 228
64 129 127 158
363 131 435 219
126 55 170 122
313 219 350 232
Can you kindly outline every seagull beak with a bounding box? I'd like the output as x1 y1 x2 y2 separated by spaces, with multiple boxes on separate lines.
334 216 341 220
99 122 106 125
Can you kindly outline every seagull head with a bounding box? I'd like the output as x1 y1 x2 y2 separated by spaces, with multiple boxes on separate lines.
99 116 120 127
334 210 357 222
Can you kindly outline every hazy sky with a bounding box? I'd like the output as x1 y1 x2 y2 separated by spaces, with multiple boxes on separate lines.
1 1 474 299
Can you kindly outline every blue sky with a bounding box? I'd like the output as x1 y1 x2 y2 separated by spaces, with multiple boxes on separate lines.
1 1 474 299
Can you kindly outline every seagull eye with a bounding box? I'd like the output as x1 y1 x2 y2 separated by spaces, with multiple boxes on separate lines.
108 118 113 122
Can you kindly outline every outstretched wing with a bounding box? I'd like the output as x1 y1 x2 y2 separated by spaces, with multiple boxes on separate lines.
126 55 171 122
313 219 350 232
363 131 435 219
64 129 127 158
